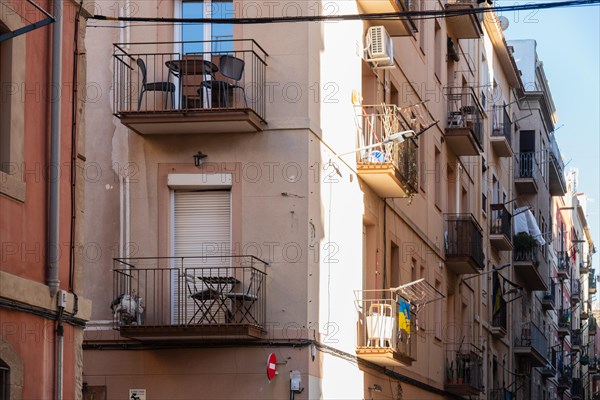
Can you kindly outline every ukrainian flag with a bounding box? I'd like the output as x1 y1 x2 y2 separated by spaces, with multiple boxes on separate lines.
398 299 411 334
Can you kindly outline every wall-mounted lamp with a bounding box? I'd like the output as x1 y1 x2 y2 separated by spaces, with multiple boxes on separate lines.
368 384 382 392
193 151 208 167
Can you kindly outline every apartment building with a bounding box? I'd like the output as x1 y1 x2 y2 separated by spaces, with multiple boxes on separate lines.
0 1 91 398
79 1 590 399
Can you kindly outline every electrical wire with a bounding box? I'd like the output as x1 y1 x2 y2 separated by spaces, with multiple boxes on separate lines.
86 0 600 25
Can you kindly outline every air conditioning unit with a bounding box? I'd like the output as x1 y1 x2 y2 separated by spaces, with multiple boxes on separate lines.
365 26 394 69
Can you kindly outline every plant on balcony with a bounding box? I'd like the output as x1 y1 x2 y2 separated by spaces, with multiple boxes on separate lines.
513 232 537 250
580 355 589 365
456 354 464 384
446 359 454 384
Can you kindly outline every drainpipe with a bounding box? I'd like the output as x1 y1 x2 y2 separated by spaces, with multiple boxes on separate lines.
47 0 63 298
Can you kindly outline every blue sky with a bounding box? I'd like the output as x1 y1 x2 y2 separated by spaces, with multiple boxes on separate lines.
502 3 600 270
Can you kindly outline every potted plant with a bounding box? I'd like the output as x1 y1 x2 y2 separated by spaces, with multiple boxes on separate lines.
513 232 537 251
447 359 454 384
456 355 464 384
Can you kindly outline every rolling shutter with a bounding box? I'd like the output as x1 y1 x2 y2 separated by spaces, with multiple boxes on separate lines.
172 190 231 323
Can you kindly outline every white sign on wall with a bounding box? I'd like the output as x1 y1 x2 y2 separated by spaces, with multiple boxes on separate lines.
129 389 146 400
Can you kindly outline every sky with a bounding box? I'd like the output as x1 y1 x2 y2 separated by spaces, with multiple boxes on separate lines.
502 2 600 274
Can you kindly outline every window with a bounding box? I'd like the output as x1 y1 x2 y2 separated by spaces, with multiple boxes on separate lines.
418 0 426 53
434 21 442 80
0 10 26 202
434 146 441 209
180 0 234 53
0 359 8 399
482 164 488 213
435 280 442 339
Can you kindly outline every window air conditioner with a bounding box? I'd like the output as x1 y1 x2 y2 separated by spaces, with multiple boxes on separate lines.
365 26 394 69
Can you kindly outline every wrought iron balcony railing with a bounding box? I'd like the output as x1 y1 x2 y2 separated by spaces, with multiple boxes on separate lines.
490 203 512 239
354 289 416 366
445 342 483 394
515 321 548 359
445 86 484 149
492 105 512 145
112 256 267 334
445 214 485 272
112 39 267 121
355 104 419 197
515 152 538 180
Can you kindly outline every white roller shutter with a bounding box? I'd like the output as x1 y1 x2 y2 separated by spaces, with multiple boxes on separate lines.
172 190 231 323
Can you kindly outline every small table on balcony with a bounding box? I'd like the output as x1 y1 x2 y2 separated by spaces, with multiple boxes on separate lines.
165 58 219 109
191 276 239 324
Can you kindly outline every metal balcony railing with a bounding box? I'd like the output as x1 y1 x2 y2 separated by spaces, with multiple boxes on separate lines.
571 329 582 348
356 104 419 195
543 283 556 308
558 251 570 276
492 105 512 145
515 321 548 357
572 280 581 299
515 152 538 180
558 366 572 388
354 289 416 361
513 243 539 265
589 316 597 335
558 309 571 331
490 204 512 239
445 342 483 392
549 133 565 176
572 378 583 397
445 86 484 147
112 256 267 330
112 40 267 120
491 297 507 332
445 214 485 270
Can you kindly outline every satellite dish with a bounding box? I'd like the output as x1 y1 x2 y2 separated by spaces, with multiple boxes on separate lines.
498 16 510 31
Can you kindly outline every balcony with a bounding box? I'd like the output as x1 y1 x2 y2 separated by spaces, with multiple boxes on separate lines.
489 204 513 251
558 309 571 337
541 349 557 378
589 357 599 372
444 87 484 156
355 104 418 198
548 134 567 196
590 271 597 295
572 378 583 400
581 310 589 320
572 280 581 304
491 296 507 338
357 0 416 36
557 251 570 279
589 316 597 336
491 105 513 157
514 321 548 367
513 235 548 291
581 261 590 274
515 152 539 194
445 343 483 396
444 214 485 274
444 0 484 39
354 290 416 366
112 256 267 341
558 366 572 390
112 40 267 135
571 329 582 351
542 283 556 312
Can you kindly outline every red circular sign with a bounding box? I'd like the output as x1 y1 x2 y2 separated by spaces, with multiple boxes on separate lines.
267 353 277 381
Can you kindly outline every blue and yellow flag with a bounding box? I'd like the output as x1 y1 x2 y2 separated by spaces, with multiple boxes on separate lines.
398 299 411 334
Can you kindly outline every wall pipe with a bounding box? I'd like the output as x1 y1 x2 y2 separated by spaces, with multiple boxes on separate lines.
47 0 63 298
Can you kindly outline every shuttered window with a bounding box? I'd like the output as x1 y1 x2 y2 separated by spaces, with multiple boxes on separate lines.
172 190 231 323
